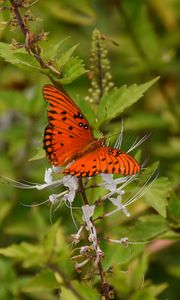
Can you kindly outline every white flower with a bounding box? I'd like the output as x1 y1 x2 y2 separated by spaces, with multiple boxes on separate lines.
63 175 78 203
44 168 53 184
105 195 130 217
82 205 95 230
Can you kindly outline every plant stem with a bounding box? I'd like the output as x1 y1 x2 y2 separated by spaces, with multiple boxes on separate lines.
78 177 111 300
9 0 61 76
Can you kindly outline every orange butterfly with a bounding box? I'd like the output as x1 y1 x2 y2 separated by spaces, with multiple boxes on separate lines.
43 85 140 177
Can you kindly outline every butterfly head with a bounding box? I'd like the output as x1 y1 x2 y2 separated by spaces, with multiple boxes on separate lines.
97 138 106 147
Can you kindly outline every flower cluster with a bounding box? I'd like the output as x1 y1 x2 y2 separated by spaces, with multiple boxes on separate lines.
85 29 114 104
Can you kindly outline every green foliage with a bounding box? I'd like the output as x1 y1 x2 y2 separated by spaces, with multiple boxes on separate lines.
143 177 170 218
97 77 159 127
0 0 179 299
58 56 87 84
43 0 96 26
0 42 40 70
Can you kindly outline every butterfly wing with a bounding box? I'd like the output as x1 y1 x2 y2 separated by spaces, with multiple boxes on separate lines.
64 146 140 177
43 85 94 166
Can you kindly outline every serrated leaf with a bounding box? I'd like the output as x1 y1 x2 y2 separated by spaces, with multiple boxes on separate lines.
58 56 87 84
41 37 70 61
97 77 159 127
143 177 171 217
0 42 39 70
57 44 79 68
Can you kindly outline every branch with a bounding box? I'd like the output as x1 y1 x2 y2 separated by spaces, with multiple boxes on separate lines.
9 0 61 77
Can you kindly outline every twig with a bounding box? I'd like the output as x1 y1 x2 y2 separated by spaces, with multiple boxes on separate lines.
9 0 61 76
78 177 111 300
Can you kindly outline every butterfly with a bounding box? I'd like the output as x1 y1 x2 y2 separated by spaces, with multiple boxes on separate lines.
43 85 140 177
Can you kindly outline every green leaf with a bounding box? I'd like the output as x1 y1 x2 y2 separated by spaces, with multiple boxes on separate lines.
43 222 73 276
58 56 87 84
22 269 60 292
113 215 168 243
40 37 70 62
103 243 144 270
109 259 167 299
123 2 160 61
131 283 168 300
57 44 79 68
97 77 159 126
60 287 79 300
60 281 99 300
0 242 43 268
43 222 65 255
43 222 70 259
0 42 39 70
143 177 171 217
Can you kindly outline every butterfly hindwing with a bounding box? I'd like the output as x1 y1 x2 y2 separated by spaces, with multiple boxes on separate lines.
43 85 94 166
63 146 140 177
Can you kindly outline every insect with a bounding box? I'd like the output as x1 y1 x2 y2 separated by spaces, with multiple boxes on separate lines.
43 85 140 177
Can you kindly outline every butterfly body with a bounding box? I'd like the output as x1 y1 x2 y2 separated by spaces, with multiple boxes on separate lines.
43 85 140 177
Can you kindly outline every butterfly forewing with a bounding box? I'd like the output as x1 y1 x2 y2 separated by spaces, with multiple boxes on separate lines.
43 85 94 166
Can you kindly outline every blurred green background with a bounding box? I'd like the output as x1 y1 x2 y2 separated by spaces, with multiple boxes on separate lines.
0 1 180 299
